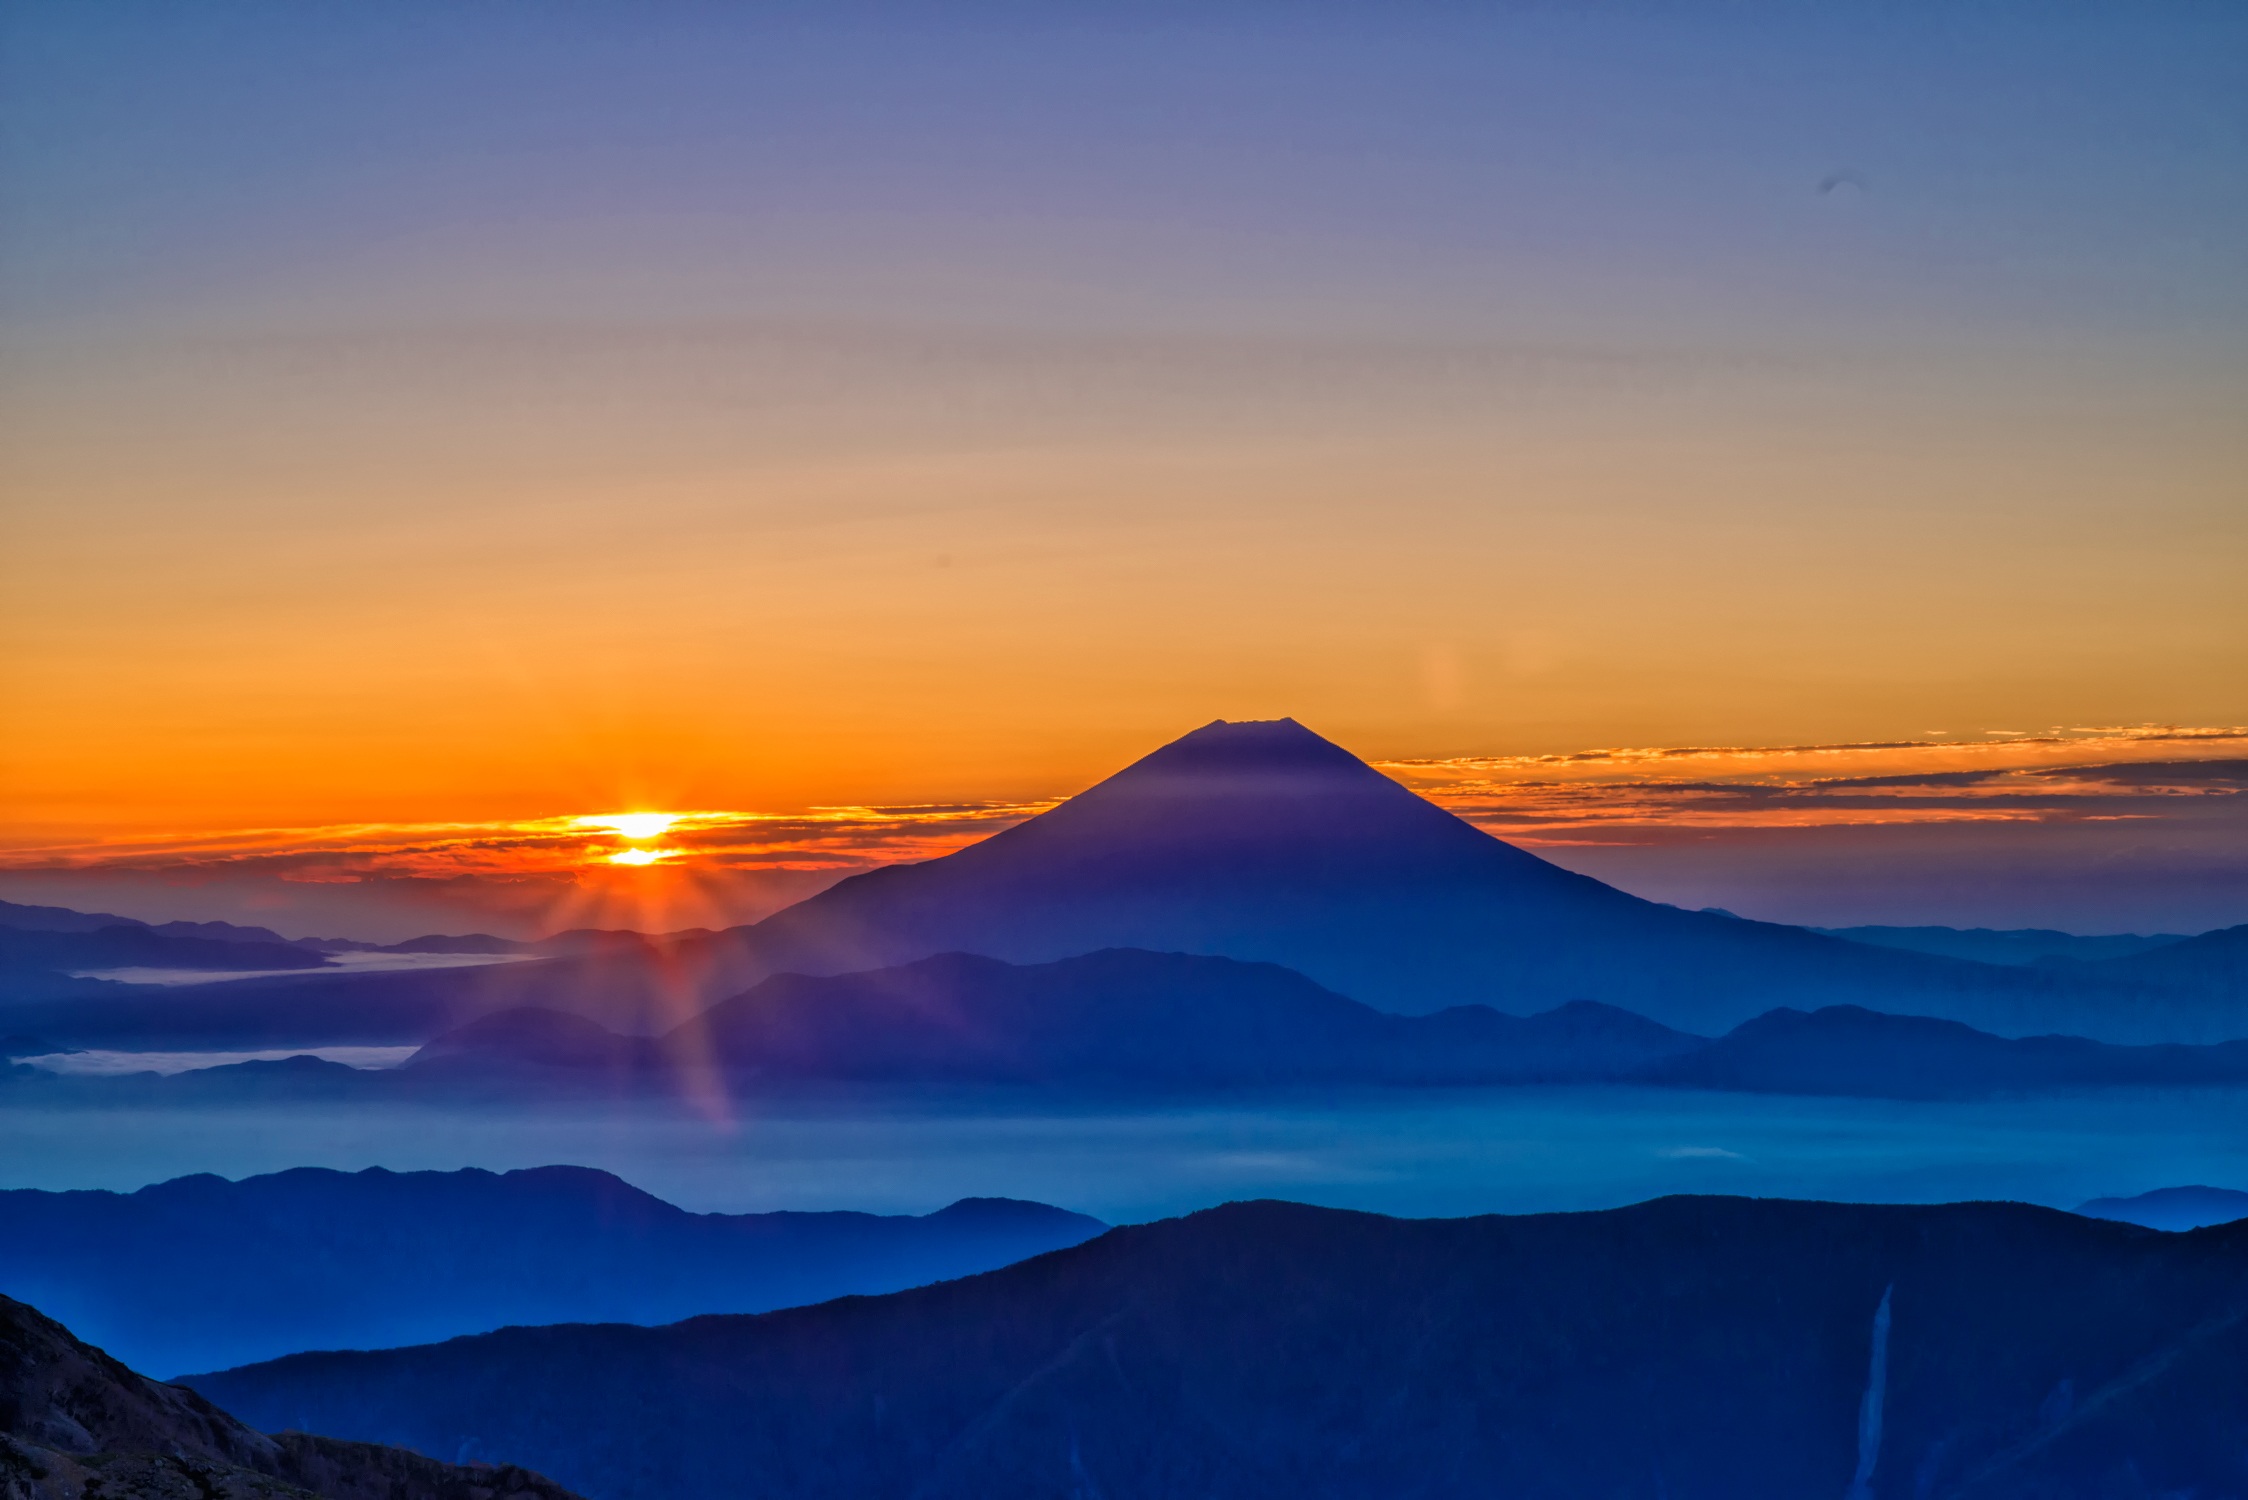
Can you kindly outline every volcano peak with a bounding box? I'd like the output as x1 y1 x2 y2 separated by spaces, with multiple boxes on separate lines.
1106 717 1380 781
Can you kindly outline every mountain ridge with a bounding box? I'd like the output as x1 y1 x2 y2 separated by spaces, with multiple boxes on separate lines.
378 948 2248 1099
185 1194 2248 1500
2076 1184 2248 1231
0 1165 1103 1376
20 945 2248 1102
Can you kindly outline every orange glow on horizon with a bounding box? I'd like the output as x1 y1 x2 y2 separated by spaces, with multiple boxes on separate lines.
579 813 681 841
0 725 2236 884
0 725 2236 941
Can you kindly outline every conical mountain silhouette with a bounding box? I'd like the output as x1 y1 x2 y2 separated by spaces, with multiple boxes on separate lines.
729 719 2053 1030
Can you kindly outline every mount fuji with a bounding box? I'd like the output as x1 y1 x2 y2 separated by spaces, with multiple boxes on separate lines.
708 719 2101 1034
11 719 2193 1045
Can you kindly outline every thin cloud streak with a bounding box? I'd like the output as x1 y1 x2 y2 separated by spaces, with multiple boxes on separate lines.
1382 727 2248 847
0 728 2238 884
0 803 1060 883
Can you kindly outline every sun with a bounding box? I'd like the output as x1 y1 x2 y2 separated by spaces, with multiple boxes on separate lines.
578 812 679 841
606 847 674 866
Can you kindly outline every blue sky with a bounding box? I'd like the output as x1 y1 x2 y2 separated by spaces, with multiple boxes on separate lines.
8 2 2241 341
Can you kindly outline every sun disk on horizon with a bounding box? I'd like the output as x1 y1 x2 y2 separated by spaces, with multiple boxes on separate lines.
579 812 680 840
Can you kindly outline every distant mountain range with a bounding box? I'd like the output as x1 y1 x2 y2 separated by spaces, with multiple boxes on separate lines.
2073 922 2248 998
5 721 2243 1051
2077 1184 2248 1232
1811 924 2187 966
0 921 330 977
2 1291 583 1499
1644 1003 2248 1098
0 895 672 996
348 948 2248 1099
20 944 2248 1102
0 1165 1102 1377
0 898 304 946
187 1195 2248 1500
0 904 706 1046
411 949 1705 1088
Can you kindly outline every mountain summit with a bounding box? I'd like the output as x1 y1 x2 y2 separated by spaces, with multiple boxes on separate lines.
905 718 1558 883
725 719 2073 1032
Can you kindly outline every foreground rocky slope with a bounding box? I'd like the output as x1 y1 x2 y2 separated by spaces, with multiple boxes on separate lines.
0 1294 580 1500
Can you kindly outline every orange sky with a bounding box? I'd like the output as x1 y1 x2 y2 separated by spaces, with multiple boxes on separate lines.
1 725 2239 941
5 345 2242 839
2 4 2243 895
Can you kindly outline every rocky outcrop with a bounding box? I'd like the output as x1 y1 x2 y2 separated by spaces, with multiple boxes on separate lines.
0 1294 579 1500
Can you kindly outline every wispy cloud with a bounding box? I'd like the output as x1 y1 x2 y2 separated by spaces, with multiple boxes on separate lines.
0 802 1059 883
1379 727 2248 847
1 728 2239 883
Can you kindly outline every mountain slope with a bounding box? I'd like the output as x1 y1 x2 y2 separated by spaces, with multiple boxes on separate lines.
1816 925 2185 966
188 1196 2248 1500
2074 922 2248 996
2077 1184 2248 1231
1649 1005 2248 1097
0 1167 1102 1377
1 1292 581 1499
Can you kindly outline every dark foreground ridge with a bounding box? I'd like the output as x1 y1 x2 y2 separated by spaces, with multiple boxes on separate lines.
0 1167 1103 1377
190 1196 2248 1500
0 1292 583 1500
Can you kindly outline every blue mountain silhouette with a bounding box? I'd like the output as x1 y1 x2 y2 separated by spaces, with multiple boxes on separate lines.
187 1195 2248 1499
0 1166 1101 1377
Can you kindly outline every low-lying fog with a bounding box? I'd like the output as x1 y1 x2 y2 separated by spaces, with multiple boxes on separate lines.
5 1085 2242 1224
18 1047 419 1076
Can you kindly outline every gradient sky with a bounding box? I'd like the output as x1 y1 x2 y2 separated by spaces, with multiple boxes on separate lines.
2 3 2243 930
